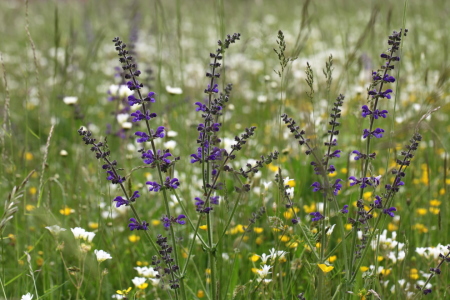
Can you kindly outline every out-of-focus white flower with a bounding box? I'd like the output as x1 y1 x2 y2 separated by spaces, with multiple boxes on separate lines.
21 293 34 300
94 249 112 262
167 130 178 137
257 95 267 103
256 264 272 281
109 84 134 98
262 181 272 191
63 96 78 105
132 277 148 289
135 266 158 278
59 149 68 157
121 122 132 129
326 224 336 236
269 248 287 261
71 227 86 239
258 253 272 264
166 85 183 95
45 225 66 236
71 227 95 242
148 277 160 286
116 113 129 124
164 140 177 150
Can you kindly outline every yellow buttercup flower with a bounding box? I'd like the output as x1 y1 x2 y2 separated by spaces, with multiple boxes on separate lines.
129 234 140 243
253 227 264 234
59 206 74 215
416 208 427 215
318 264 334 273
430 199 441 206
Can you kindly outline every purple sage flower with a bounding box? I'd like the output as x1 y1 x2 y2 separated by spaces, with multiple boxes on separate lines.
310 212 324 222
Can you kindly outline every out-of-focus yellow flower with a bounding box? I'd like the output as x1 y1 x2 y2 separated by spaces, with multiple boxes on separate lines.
151 220 161 226
287 241 298 248
129 235 140 243
318 264 334 273
8 234 16 244
388 223 398 231
410 268 419 280
416 208 427 215
328 255 337 263
360 266 369 272
256 236 264 245
439 188 446 195
36 257 44 266
283 211 294 219
429 207 440 215
279 235 290 242
59 206 74 215
254 227 263 234
197 290 205 298
381 269 391 276
200 225 208 230
303 203 316 214
345 224 353 230
136 261 149 266
316 242 321 248
363 191 372 200
116 287 132 296
268 164 279 173
88 222 99 229
29 187 37 195
250 254 260 262
25 152 34 161
430 199 441 206
412 223 428 233
251 267 258 274
328 172 337 177
26 204 35 212
377 256 384 262
340 168 348 174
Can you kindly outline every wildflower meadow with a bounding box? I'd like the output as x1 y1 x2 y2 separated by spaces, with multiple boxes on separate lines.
1 0 450 299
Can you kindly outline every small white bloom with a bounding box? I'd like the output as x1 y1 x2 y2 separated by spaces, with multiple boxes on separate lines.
63 96 78 105
262 181 272 191
71 227 86 239
59 149 68 157
94 249 112 262
21 293 34 300
148 277 161 286
132 276 147 287
258 253 272 264
134 266 158 278
256 264 272 279
167 130 178 137
268 248 286 261
257 95 267 103
45 225 66 236
121 122 132 129
326 224 336 236
84 231 96 243
116 113 129 124
166 85 183 95
71 227 95 242
164 140 177 150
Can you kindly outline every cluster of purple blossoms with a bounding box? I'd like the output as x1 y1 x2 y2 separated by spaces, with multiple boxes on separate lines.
161 215 186 228
114 191 140 208
128 218 149 231
194 196 220 214
348 175 381 189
